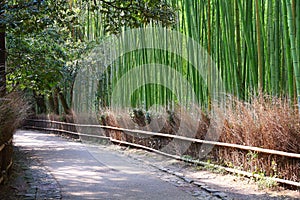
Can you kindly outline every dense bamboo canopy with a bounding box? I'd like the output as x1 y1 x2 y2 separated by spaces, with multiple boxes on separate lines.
74 0 300 112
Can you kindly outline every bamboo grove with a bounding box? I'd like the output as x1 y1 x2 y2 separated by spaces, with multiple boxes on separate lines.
73 0 300 113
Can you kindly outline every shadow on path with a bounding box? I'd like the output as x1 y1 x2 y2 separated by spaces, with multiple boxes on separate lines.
14 130 200 200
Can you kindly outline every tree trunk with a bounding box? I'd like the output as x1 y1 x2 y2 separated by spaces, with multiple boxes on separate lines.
33 91 47 114
49 91 60 115
48 94 54 112
70 78 75 108
56 87 72 115
0 1 6 97
53 90 59 115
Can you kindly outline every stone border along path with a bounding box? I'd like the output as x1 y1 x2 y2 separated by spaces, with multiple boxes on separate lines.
14 130 222 200
13 146 62 200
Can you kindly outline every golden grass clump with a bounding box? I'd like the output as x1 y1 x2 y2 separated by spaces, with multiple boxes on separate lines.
0 92 30 144
218 96 300 182
221 96 300 153
95 96 300 183
0 92 29 178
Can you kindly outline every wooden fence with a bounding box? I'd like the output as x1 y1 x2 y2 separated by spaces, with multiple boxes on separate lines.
0 137 13 184
24 119 300 188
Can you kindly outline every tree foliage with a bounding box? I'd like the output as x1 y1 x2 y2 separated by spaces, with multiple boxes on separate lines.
0 0 176 113
94 0 176 33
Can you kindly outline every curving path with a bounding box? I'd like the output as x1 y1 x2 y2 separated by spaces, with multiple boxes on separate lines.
14 130 202 200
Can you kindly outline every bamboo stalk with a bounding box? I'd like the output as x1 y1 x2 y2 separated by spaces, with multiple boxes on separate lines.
286 0 300 112
256 0 263 93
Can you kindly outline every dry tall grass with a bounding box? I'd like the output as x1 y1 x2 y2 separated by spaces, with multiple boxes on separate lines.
0 92 29 143
33 95 299 184
218 96 300 183
97 96 300 183
222 96 300 152
0 92 29 179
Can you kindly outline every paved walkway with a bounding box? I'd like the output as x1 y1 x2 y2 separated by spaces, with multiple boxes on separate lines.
14 130 208 200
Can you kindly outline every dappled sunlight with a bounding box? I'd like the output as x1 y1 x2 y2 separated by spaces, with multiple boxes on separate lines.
109 177 128 181
13 130 300 200
14 130 199 200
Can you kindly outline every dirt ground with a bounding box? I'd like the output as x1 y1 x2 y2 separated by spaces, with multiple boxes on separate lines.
0 147 31 200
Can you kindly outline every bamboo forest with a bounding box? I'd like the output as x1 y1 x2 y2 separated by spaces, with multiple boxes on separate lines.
75 0 300 109
0 0 300 197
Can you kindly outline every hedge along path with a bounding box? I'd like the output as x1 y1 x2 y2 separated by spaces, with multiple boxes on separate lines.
24 119 300 188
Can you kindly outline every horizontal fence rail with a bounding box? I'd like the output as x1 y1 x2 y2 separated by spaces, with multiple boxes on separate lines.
24 119 300 188
26 119 300 159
